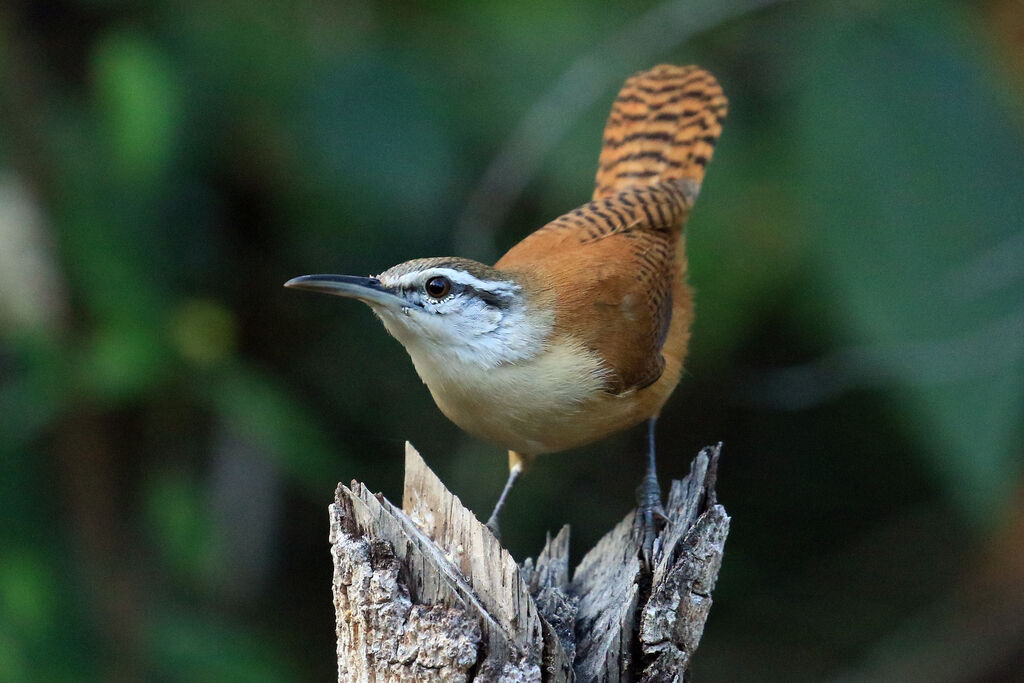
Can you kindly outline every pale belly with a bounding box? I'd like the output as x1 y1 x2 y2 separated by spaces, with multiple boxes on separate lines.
407 338 680 455
433 384 645 455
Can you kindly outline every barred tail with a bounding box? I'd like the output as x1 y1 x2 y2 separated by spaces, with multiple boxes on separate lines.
594 65 727 200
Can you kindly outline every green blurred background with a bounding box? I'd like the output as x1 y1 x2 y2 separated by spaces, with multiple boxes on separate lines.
2 0 1023 679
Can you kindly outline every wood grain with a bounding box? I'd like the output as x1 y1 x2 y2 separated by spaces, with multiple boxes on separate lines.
330 443 728 681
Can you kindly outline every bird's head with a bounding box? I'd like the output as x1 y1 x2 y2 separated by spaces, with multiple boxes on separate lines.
285 257 551 369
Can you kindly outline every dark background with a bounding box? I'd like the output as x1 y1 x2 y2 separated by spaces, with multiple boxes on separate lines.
2 0 1023 679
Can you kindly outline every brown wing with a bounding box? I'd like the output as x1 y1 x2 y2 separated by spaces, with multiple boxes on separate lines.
496 184 691 393
594 64 727 199
496 65 726 394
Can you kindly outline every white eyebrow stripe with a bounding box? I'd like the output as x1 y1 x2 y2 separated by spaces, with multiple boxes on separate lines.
392 268 520 295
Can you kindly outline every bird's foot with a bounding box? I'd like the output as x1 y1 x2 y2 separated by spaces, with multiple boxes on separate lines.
485 516 502 541
634 471 667 569
634 500 668 570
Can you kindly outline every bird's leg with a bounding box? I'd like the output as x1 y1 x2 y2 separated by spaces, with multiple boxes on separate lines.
485 451 533 540
485 464 522 540
635 417 667 567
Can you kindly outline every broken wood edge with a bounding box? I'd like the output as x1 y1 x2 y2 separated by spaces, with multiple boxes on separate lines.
330 443 729 682
330 500 482 680
639 446 730 679
524 526 577 679
333 478 548 680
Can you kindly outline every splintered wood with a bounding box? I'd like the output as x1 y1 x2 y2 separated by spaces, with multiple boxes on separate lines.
330 443 728 682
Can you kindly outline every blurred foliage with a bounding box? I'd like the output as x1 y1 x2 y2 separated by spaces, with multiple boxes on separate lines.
795 3 1024 520
1 0 1022 680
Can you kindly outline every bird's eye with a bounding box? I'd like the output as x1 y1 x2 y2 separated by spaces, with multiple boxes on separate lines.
425 276 451 299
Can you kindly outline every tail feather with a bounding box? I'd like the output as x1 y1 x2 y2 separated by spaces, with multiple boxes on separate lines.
594 65 727 200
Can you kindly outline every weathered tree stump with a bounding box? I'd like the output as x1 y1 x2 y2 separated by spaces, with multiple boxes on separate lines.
330 443 728 682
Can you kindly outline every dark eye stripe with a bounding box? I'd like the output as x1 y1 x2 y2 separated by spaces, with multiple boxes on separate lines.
475 288 512 310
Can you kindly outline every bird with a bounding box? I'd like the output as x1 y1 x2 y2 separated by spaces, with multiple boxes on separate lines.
286 64 727 556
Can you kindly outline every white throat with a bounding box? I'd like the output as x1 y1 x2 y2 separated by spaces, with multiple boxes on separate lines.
375 297 551 374
369 265 554 379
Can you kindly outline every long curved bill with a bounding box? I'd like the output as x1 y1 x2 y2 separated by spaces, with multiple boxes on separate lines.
283 274 405 309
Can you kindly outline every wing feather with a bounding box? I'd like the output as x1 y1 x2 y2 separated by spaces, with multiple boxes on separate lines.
495 65 726 393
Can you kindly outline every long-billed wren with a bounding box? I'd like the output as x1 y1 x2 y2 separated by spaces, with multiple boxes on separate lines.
286 65 726 552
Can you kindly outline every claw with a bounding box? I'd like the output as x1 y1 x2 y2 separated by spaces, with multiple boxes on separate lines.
633 499 667 569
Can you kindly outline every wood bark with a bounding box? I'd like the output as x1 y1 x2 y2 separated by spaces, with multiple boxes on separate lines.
330 443 728 682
